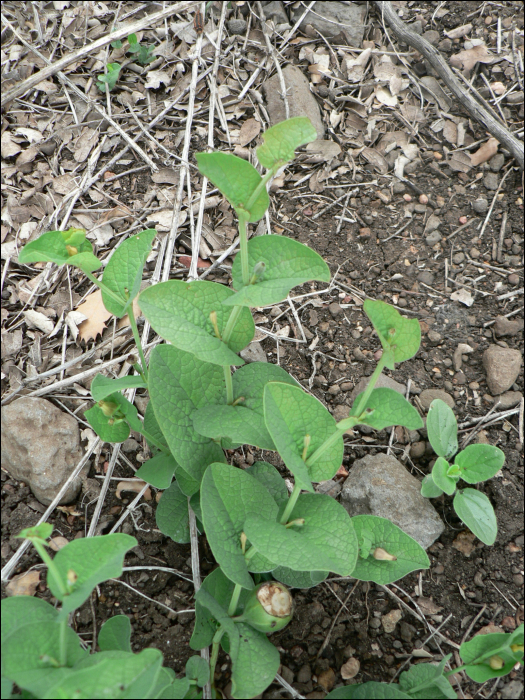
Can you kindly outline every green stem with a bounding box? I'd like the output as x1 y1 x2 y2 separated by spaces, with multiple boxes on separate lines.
209 627 225 697
222 305 244 346
227 583 243 617
31 539 68 599
351 354 388 419
137 427 170 455
244 169 275 215
280 483 302 525
238 212 250 287
59 617 68 666
127 303 148 380
224 366 234 405
83 270 127 307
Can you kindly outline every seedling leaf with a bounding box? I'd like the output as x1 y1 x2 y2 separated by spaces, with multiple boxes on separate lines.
225 236 330 307
398 655 456 699
185 656 210 687
244 493 358 576
346 388 423 430
231 623 280 700
196 152 269 222
453 489 497 545
85 395 131 443
101 229 156 317
431 457 457 495
98 615 132 652
90 373 147 401
454 444 505 484
256 117 317 170
325 681 412 698
427 399 458 459
201 463 278 588
421 474 444 499
96 63 121 92
460 626 524 682
135 452 178 489
363 299 421 368
18 229 101 273
156 480 190 543
351 515 430 584
140 280 254 366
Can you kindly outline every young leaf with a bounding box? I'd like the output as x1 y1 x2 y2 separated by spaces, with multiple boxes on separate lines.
49 534 137 618
454 444 505 484
453 489 497 545
230 623 280 700
256 117 317 170
325 683 412 698
346 388 423 431
246 462 290 510
427 399 458 460
156 480 191 544
224 236 330 307
195 587 240 657
175 464 202 498
272 567 328 589
363 299 421 368
398 656 456 699
264 382 344 491
90 373 147 402
148 345 225 491
351 515 430 585
135 452 178 489
185 656 210 687
196 152 269 222
193 362 299 449
421 474 445 499
244 493 358 576
18 229 101 273
96 62 121 91
140 280 254 366
98 615 132 652
101 229 156 317
431 457 457 496
200 463 279 589
85 396 131 443
460 626 524 682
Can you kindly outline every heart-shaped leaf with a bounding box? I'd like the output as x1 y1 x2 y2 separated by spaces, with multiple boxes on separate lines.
18 229 101 273
364 299 421 368
98 615 132 652
454 444 505 484
135 453 178 490
230 623 280 700
256 117 317 170
272 567 328 589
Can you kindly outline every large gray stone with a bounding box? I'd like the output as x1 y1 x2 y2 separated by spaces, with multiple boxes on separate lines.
290 2 366 45
1 397 85 505
483 345 522 395
262 65 324 139
341 454 444 550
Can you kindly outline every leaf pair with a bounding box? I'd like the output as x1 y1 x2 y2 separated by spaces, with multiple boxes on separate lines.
18 228 101 273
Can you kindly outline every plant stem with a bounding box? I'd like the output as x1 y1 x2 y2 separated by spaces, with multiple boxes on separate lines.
244 169 275 216
138 427 170 455
127 302 148 380
222 305 244 345
209 627 225 697
238 212 250 287
351 354 388 419
280 483 302 524
83 270 127 307
224 366 234 405
59 617 68 666
227 583 243 616
305 428 344 469
31 539 68 599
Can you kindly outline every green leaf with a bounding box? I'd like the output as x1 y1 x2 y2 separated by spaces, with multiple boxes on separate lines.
421 474 444 499
195 587 240 658
143 401 166 455
195 152 269 223
135 452 178 489
185 656 210 687
140 280 254 366
152 666 189 699
351 515 430 584
101 229 156 317
326 682 412 698
454 444 505 484
431 457 457 496
427 399 458 460
201 463 279 588
244 493 358 576
256 117 317 170
1 677 13 699
224 236 330 307
363 299 421 368
128 33 138 45
49 534 137 618
156 480 190 544
453 489 497 545
246 462 289 510
345 388 423 431
148 345 225 490
175 465 201 498
1 597 87 694
230 623 280 700
272 567 327 589
85 400 130 443
98 615 132 652
264 383 343 490
90 373 148 401
398 656 456 699
96 62 121 92
460 626 524 682
18 229 102 273
193 362 299 449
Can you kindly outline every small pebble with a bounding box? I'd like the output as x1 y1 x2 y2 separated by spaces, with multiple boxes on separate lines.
459 216 468 224
403 194 412 202
433 152 442 160
508 273 519 285
419 194 428 204
452 252 465 264
470 247 481 258
472 198 489 214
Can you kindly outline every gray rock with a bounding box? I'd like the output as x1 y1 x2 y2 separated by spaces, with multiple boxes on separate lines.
419 389 454 411
452 252 465 264
427 330 442 346
501 681 524 700
494 316 524 337
240 341 267 363
417 270 435 285
228 18 247 35
332 404 350 422
329 302 342 317
122 438 140 453
483 345 522 395
422 30 440 46
316 479 341 498
494 391 523 410
349 374 406 404
472 198 488 214
484 172 499 190
341 454 445 549
1 397 85 505
489 153 505 172
425 231 442 246
393 181 406 194
290 1 366 44
261 0 289 26
263 65 324 139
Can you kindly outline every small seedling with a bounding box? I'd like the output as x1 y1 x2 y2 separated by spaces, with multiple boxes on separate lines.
13 117 512 698
96 62 121 92
420 399 504 545
126 32 156 65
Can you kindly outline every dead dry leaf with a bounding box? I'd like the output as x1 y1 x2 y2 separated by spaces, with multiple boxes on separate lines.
417 597 443 615
420 76 451 111
443 121 458 145
238 118 261 147
305 140 342 162
144 71 171 90
448 150 472 173
116 480 152 501
152 168 180 185
24 310 54 334
361 148 388 175
450 288 474 306
452 530 477 556
375 86 397 107
1 131 22 158
76 289 113 342
6 570 40 597
450 45 496 72
74 127 97 163
469 137 499 166
341 657 360 680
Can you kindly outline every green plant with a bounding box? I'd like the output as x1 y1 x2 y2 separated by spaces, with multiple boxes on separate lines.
325 626 524 698
126 32 156 65
11 117 509 697
420 399 504 545
96 62 121 92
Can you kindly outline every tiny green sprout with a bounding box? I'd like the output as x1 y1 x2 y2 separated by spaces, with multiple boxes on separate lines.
302 434 311 461
285 518 305 529
488 655 505 670
231 395 245 407
96 62 121 92
373 547 397 561
240 532 247 554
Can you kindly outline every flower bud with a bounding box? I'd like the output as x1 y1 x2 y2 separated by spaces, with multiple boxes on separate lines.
488 655 504 670
240 582 293 634
65 245 78 256
373 547 397 561
98 400 119 417
511 644 524 653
